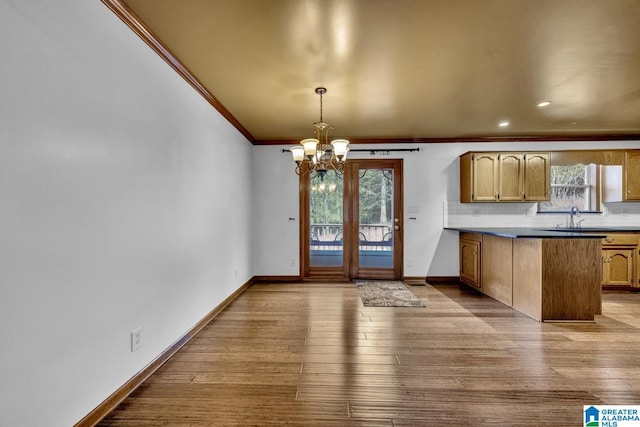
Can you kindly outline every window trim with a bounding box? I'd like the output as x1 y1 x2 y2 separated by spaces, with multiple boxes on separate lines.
537 163 601 213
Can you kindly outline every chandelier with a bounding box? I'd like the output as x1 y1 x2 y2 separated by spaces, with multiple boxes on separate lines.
289 87 350 176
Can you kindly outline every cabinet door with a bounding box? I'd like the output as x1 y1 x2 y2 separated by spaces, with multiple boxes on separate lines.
472 153 498 201
460 239 481 289
498 153 524 201
603 248 634 287
624 150 640 201
635 247 639 289
524 153 550 201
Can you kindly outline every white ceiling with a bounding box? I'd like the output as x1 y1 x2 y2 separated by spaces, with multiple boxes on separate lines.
112 0 640 144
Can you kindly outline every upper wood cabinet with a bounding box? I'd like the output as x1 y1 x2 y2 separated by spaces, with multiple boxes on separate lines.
601 150 640 202
470 153 499 201
624 150 640 201
523 153 551 201
498 153 525 201
460 152 550 202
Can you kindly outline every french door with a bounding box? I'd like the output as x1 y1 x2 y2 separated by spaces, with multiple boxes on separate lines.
301 159 403 280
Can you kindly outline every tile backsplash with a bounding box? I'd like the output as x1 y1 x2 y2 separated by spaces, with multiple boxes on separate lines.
444 201 640 228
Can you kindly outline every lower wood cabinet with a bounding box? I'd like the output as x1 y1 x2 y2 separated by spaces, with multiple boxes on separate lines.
600 234 638 290
458 233 602 321
459 233 481 289
603 249 635 287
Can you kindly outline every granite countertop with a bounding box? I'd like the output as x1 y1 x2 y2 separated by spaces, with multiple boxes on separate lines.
445 227 609 239
542 226 640 232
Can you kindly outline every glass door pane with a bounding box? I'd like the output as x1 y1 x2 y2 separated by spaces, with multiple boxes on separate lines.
301 159 402 281
358 168 394 269
309 171 344 267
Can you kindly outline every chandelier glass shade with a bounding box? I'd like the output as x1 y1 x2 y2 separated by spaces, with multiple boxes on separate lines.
290 87 349 176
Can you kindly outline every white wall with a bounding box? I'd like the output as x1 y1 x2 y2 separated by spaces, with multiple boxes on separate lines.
252 146 301 275
0 1 253 426
253 141 640 278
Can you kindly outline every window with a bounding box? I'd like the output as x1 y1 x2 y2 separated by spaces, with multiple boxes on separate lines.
538 164 598 212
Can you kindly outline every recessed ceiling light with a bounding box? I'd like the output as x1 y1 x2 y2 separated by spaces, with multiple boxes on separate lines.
537 100 552 107
498 121 510 127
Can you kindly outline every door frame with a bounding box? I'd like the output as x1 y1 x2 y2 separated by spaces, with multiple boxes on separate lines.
299 159 403 281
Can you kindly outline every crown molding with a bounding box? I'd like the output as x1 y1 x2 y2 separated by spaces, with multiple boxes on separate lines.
100 0 256 143
255 134 640 146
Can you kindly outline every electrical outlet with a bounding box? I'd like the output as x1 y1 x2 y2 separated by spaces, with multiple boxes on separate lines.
131 327 142 352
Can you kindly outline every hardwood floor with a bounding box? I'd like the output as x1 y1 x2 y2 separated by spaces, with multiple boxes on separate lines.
99 283 640 426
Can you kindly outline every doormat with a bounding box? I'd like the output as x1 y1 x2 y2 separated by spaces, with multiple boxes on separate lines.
356 281 425 307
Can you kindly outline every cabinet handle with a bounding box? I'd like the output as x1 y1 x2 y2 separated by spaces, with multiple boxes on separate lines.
605 238 614 243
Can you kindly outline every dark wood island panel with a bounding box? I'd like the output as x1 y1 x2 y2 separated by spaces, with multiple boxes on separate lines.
513 238 602 321
482 235 513 306
452 228 604 321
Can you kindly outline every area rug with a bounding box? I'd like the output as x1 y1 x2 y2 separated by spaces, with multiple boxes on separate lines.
356 280 425 307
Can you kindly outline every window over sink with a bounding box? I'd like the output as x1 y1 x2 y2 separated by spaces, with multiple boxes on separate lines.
538 164 600 213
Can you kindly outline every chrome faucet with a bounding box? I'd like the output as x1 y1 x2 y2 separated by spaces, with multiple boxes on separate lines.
569 205 581 228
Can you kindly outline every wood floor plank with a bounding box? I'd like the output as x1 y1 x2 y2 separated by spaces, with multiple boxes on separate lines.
98 283 640 426
296 373 463 388
351 401 595 426
157 360 303 375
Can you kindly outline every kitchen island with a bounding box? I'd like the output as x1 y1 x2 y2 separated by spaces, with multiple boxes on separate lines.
448 227 606 321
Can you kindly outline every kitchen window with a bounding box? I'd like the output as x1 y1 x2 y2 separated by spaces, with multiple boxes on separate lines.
538 164 599 212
